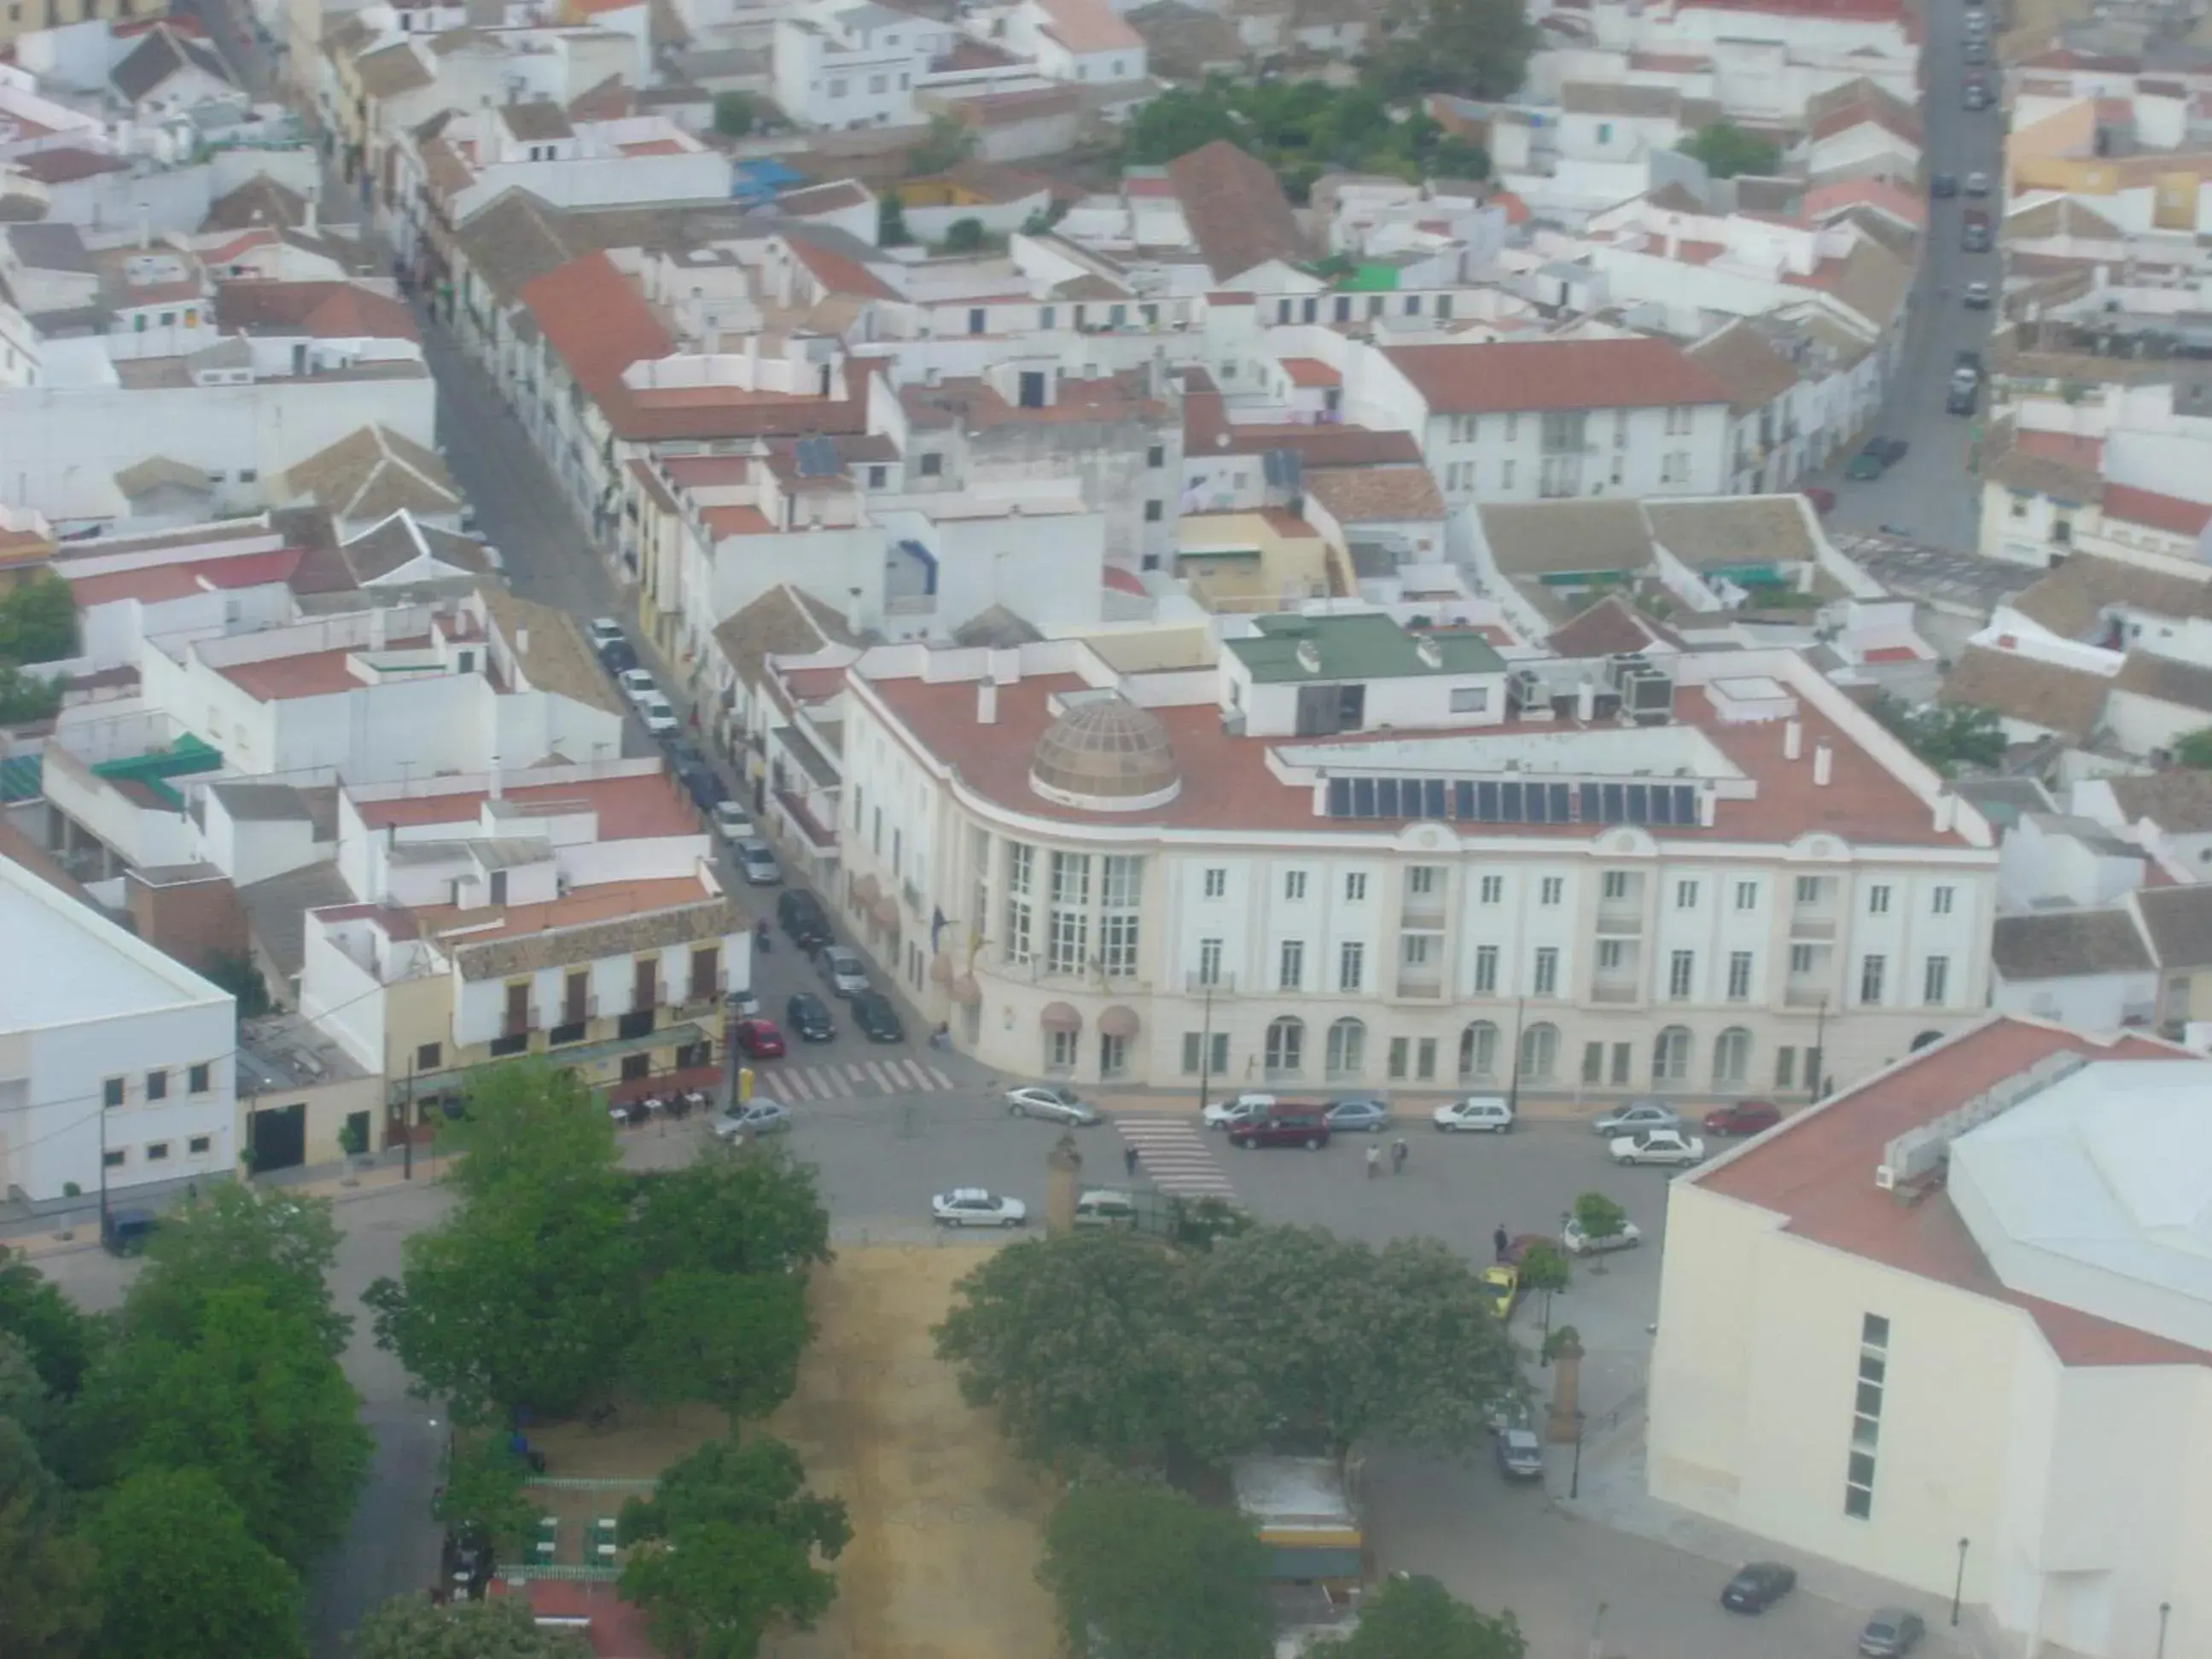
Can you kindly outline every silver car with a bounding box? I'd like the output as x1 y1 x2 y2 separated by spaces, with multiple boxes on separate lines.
713 1099 790 1139
1005 1085 1099 1126
817 945 869 998
1592 1100 1680 1137
735 839 782 886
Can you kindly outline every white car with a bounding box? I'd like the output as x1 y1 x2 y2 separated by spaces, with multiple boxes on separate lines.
1005 1085 1099 1126
1610 1128 1707 1167
932 1187 1028 1229
713 1099 790 1139
637 693 679 736
1432 1096 1515 1133
616 667 657 706
587 617 626 653
712 800 753 841
1964 171 1990 196
1562 1215 1644 1255
1202 1094 1273 1132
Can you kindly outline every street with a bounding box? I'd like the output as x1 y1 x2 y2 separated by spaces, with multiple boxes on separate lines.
1815 0 2001 551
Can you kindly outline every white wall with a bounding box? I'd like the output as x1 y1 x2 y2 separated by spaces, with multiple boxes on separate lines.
1991 968 2157 1031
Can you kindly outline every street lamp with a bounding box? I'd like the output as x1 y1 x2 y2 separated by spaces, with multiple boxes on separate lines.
1812 994 1830 1102
1506 996 1527 1115
1196 981 1215 1113
2157 1602 2172 1659
1569 1407 1588 1500
1951 1537 1969 1627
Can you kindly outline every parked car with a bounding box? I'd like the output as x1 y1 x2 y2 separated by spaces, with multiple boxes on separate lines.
1946 384 1978 417
1704 1100 1781 1137
1955 348 1983 377
733 839 782 885
816 945 870 998
851 990 904 1043
1323 1096 1391 1132
1928 172 1958 198
1481 1264 1519 1320
1802 485 1836 515
712 800 753 841
1562 1214 1644 1255
1963 37 1987 59
586 617 625 654
1005 1084 1099 1125
1964 78 1990 110
713 1099 790 1140
1722 1562 1798 1613
1432 1096 1515 1133
677 762 726 811
1859 1609 1926 1656
933 1188 1027 1228
102 1208 159 1256
1494 1427 1545 1481
1845 441 1892 480
599 637 637 676
1963 280 1992 309
1874 437 1909 464
1227 1109 1330 1150
784 992 835 1042
1074 1188 1140 1228
1611 1128 1707 1167
616 667 657 706
778 888 833 948
1963 208 1991 249
637 693 679 737
1202 1093 1275 1131
731 1018 785 1059
1592 1100 1679 1137
727 987 761 1020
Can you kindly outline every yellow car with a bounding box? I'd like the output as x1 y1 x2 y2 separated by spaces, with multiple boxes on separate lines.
1481 1265 1519 1321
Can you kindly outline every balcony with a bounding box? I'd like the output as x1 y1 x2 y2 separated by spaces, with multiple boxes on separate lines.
1591 981 1639 1004
629 986 661 1016
1400 899 1446 928
1595 905 1643 935
1184 972 1237 995
1784 984 1831 1009
1394 974 1445 1000
501 1005 539 1039
1789 915 1837 940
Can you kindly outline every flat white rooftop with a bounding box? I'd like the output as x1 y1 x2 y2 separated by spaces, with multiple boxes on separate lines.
0 859 229 1030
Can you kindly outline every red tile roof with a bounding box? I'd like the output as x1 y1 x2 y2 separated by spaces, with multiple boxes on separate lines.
1697 1018 2205 1368
783 233 899 301
519 252 675 399
1165 140 1307 283
1383 337 1732 415
12 147 130 183
214 280 419 341
354 772 700 840
67 546 304 607
2101 484 2212 538
1279 356 1342 387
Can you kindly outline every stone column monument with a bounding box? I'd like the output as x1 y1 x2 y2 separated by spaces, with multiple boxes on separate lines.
1045 1130 1082 1236
1547 1328 1585 1445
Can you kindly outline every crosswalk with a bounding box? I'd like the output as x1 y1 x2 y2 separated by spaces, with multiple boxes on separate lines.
1115 1115 1238 1200
754 1057 957 1102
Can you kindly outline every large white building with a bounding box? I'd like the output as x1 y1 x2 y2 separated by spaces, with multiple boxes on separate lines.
0 853 237 1205
1650 1019 2209 1659
830 612 2000 1097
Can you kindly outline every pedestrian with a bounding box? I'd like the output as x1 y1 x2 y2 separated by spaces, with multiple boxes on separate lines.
1365 1144 1382 1179
1125 1144 1139 1179
1391 1138 1408 1174
1493 1223 1511 1263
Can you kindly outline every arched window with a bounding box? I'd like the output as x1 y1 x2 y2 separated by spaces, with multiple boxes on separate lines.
1653 1025 1693 1084
1713 1027 1752 1088
1264 1016 1305 1078
1910 1029 1944 1052
1458 1020 1499 1080
1519 1021 1559 1081
1325 1017 1365 1079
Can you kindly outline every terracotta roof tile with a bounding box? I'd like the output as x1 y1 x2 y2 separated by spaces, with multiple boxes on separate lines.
1383 337 1731 415
1938 643 2109 742
1164 141 1308 283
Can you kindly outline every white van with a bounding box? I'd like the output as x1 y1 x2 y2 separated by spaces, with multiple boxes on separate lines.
1074 1189 1141 1228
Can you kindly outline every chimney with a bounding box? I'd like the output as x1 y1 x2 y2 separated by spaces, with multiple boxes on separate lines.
137 201 149 251
369 609 388 649
1784 719 1802 760
303 185 318 238
1813 740 1833 787
514 626 529 657
977 678 998 725
1697 787 1716 828
1576 679 1596 722
488 758 503 800
1933 791 1957 834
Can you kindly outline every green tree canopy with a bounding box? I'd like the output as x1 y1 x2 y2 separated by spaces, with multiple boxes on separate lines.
1307 1573 1526 1659
1038 1478 1272 1659
1518 1242 1569 1300
629 1144 833 1280
617 1437 850 1659
85 1467 306 1659
1367 0 1538 103
444 1062 622 1202
712 90 756 138
0 1250 96 1400
1121 79 1493 193
1870 693 2005 777
0 576 77 667
0 664 61 725
349 1593 594 1659
941 216 987 252
2174 727 2212 769
627 1267 809 1421
0 1416 99 1659
1571 1192 1630 1250
133 1185 348 1357
431 1436 541 1558
1678 120 1782 178
905 112 978 177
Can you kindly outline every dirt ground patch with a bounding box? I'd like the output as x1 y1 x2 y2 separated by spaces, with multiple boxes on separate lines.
770 1242 1062 1659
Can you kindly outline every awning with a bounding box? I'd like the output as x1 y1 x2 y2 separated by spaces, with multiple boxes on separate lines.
870 894 901 928
852 872 882 905
928 952 955 985
1097 1004 1139 1039
1039 1001 1082 1032
952 974 982 1007
389 1022 707 1106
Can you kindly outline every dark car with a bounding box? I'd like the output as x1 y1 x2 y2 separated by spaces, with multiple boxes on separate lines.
1722 1563 1799 1613
851 990 905 1043
1859 1609 1927 1657
1955 348 1983 377
678 763 726 811
1228 1109 1331 1150
1929 172 1958 198
1704 1100 1782 1137
1845 443 1889 480
732 1017 785 1059
102 1208 159 1256
785 992 835 1042
1874 437 1908 464
599 637 637 676
777 888 833 949
1947 385 1978 417
1494 1427 1545 1481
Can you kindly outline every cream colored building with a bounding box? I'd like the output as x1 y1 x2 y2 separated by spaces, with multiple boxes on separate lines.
833 613 2000 1099
1650 1018 2209 1659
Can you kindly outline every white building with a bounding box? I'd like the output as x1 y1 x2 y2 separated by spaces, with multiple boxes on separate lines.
830 613 1999 1096
1650 1022 2209 1659
773 5 935 131
0 852 236 1205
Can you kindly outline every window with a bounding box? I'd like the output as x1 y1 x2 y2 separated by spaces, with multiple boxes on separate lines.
1860 954 1887 1005
1147 444 1165 469
145 1069 168 1101
1265 1016 1305 1076
868 73 887 92
1675 880 1699 910
1653 1025 1691 1082
1182 1031 1229 1074
102 1077 124 1109
1278 939 1306 991
1345 872 1369 901
1714 1027 1751 1086
1500 458 1516 490
1735 881 1759 911
1326 1017 1365 1077
1868 885 1892 916
1519 1022 1559 1080
1474 944 1499 993
1459 1021 1499 1078
1338 941 1365 992
1047 1028 1079 1072
1144 500 1163 522
1923 955 1950 1006
1533 946 1558 997
1846 1313 1890 1520
103 1149 124 1168
867 465 886 488
1480 875 1504 905
1727 951 1754 1001
1668 951 1694 1000
1602 870 1630 901
1416 1037 1437 1080
918 452 942 477
1197 938 1224 987
1203 867 1227 899
1450 686 1489 713
1795 876 1823 905
1790 943 1817 975
1284 870 1308 901
1004 843 1035 965
189 1061 211 1092
1598 940 1626 971
1775 1046 1797 1089
1540 876 1564 906
1098 1033 1128 1078
416 1042 442 1072
1409 865 1441 896
188 1134 212 1155
146 1141 170 1162
1388 1037 1410 1080
1583 1041 1604 1085
1100 856 1142 977
1931 885 1956 916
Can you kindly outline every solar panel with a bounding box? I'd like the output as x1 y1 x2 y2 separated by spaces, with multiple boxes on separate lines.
794 436 841 477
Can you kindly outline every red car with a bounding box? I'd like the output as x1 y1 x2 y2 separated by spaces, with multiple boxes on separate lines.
1704 1100 1781 1137
732 1018 785 1059
1227 1109 1330 1150
1802 486 1836 515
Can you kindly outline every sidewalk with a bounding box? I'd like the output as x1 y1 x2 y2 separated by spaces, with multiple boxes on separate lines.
1097 1087 1599 1121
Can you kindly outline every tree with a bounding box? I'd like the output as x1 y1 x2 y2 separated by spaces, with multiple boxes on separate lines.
629 1144 832 1281
941 215 987 253
626 1268 809 1421
85 1467 306 1659
1306 1573 1526 1659
1037 1478 1272 1659
350 1592 594 1659
431 1437 541 1560
1678 120 1781 179
1367 0 1537 102
905 111 977 178
73 1284 370 1570
1571 1192 1630 1260
712 90 756 139
133 1185 348 1358
617 1437 850 1659
0 1417 99 1659
934 1231 1260 1470
878 189 912 247
0 1250 96 1400
201 951 271 1022
0 575 77 667
1868 693 2005 777
1121 84 1244 166
1516 1242 1570 1356
2174 727 2212 769
0 664 61 725
443 1062 622 1203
